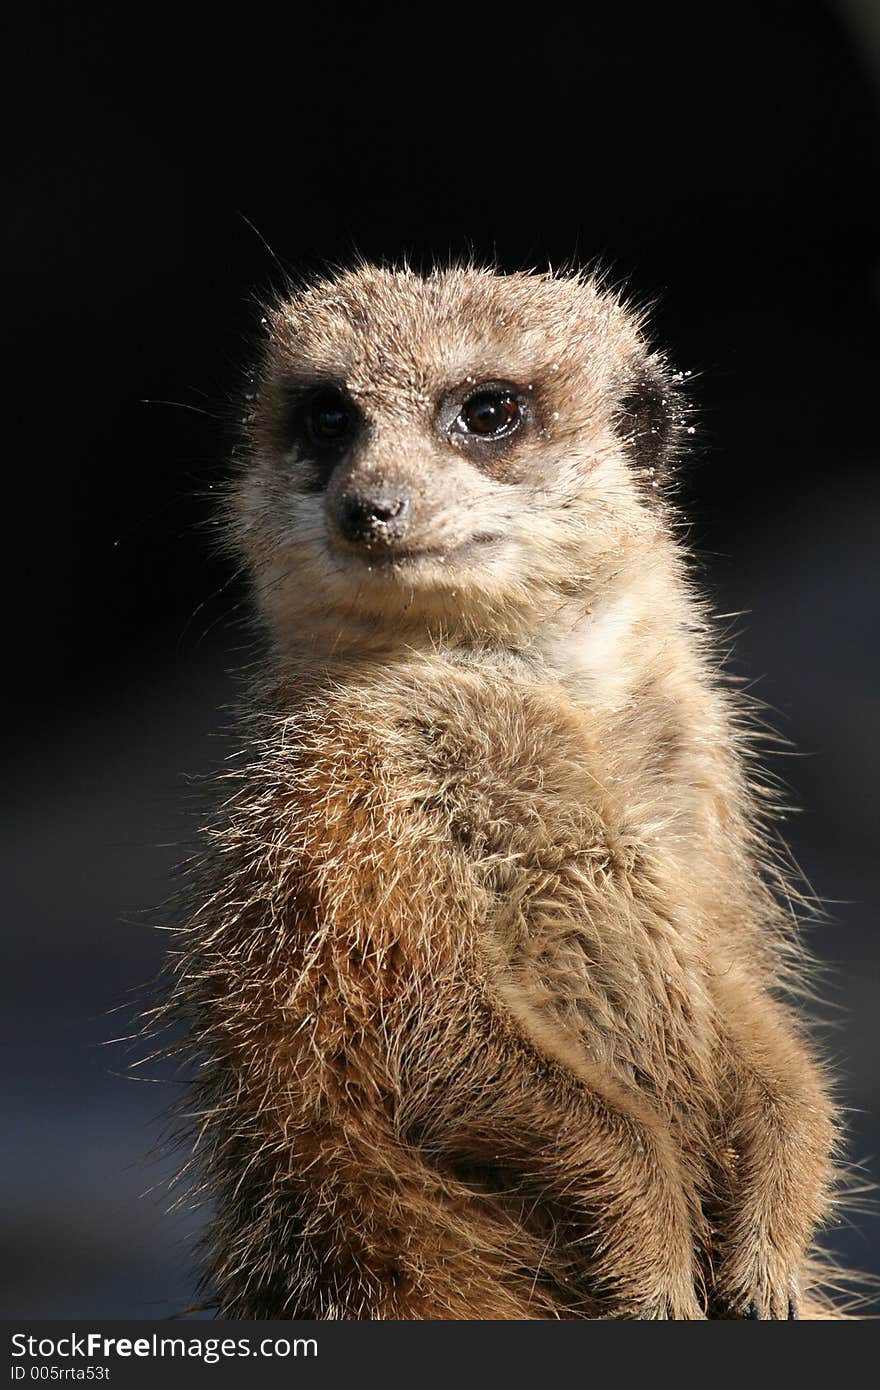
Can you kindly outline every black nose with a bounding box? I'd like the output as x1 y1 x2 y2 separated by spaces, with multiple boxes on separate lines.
335 488 411 546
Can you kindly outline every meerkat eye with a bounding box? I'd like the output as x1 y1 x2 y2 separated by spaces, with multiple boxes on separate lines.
458 388 521 438
302 386 358 447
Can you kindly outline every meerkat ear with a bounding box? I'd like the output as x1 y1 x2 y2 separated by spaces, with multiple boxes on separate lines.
616 356 686 488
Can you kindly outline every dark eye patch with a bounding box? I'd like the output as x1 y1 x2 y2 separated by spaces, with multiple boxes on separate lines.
287 384 360 449
279 383 364 487
303 385 358 447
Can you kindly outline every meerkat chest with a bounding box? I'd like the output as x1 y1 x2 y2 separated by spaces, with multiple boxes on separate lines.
401 673 715 1093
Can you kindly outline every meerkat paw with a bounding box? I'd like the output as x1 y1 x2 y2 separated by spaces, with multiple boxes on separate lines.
599 1244 706 1318
665 1284 709 1320
711 1252 801 1319
742 1273 800 1320
629 1264 707 1319
637 1294 707 1320
744 1291 799 1319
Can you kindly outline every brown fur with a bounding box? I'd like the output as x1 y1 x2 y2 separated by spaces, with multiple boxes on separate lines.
162 264 839 1318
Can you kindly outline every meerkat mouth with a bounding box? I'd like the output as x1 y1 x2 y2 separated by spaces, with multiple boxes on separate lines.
334 534 502 570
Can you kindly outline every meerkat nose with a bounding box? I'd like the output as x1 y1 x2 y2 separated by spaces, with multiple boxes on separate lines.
334 487 412 546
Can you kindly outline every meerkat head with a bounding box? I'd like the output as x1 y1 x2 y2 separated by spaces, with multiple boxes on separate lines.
230 264 686 653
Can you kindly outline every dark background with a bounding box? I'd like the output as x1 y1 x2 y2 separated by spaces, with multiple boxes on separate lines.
3 0 878 1316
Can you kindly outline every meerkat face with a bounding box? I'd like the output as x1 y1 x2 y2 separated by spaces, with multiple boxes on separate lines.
231 266 684 647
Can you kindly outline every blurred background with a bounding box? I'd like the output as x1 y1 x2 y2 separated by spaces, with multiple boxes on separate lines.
3 0 878 1316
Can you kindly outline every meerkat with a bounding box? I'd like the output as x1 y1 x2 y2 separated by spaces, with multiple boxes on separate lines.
161 263 838 1319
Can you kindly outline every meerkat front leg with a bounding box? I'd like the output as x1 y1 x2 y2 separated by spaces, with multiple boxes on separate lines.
403 983 707 1319
707 972 835 1319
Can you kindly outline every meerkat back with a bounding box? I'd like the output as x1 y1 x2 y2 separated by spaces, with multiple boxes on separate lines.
165 265 837 1319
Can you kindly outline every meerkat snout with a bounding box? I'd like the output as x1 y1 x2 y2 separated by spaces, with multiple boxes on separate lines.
333 485 412 548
